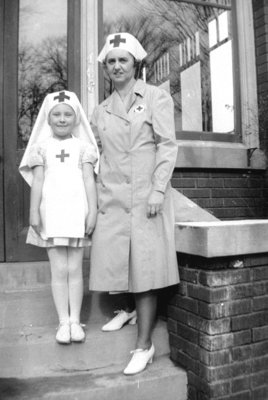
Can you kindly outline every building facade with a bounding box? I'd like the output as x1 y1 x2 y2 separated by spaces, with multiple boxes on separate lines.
0 0 268 264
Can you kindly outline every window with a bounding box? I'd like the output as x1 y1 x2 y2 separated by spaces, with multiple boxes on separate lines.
102 0 240 142
18 0 68 150
82 0 262 168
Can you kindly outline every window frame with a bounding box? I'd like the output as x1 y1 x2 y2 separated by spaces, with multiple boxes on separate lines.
173 0 239 142
175 0 264 169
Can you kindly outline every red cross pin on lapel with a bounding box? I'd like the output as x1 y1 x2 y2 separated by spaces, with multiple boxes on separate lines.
134 105 145 113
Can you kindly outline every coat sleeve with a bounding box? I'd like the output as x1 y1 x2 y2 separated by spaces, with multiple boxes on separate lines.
90 107 103 154
151 87 178 193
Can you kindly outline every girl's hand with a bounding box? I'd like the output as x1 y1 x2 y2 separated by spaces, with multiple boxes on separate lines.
85 210 97 235
147 190 164 218
30 211 42 235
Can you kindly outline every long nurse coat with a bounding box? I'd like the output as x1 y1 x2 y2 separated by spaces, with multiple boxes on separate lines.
89 79 180 293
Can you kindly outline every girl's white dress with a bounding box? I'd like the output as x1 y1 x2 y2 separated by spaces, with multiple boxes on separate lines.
26 136 97 248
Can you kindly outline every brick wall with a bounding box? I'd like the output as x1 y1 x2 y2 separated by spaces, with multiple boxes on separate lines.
252 0 268 212
171 170 266 220
253 0 268 154
168 253 268 400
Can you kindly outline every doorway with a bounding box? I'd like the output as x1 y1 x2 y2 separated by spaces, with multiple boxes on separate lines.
0 0 82 261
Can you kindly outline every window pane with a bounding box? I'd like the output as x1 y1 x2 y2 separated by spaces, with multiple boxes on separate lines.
103 0 234 135
18 0 68 149
210 40 233 132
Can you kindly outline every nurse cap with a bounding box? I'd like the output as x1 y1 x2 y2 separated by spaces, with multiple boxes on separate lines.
97 32 147 63
45 90 82 119
19 90 99 186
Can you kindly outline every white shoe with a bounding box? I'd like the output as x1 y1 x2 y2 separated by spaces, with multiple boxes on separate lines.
123 343 155 375
70 322 86 342
102 310 137 332
56 323 71 344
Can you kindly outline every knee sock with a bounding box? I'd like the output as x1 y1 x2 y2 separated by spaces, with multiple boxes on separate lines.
51 281 69 325
69 278 83 324
48 247 69 325
68 247 84 324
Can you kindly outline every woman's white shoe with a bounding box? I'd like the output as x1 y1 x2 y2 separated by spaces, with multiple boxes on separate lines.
70 322 86 342
56 323 71 344
123 343 155 375
102 310 137 331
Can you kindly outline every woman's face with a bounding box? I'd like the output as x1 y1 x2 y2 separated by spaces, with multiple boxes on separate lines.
105 49 135 86
48 104 76 140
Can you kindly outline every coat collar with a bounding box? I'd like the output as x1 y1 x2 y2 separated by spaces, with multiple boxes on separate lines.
104 79 146 121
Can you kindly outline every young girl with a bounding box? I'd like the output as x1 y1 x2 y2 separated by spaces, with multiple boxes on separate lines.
19 90 99 344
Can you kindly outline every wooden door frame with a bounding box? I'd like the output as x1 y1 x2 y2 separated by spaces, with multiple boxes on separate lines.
0 0 4 261
3 0 19 261
68 0 81 97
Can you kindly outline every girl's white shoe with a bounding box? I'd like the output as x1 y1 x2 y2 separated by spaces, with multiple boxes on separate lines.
56 323 71 344
123 343 155 375
70 322 86 342
102 310 137 331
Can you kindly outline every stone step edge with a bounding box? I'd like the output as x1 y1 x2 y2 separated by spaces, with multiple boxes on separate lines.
0 320 170 379
0 355 188 400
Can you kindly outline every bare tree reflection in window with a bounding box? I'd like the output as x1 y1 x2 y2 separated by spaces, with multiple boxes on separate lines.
103 0 234 135
18 0 67 150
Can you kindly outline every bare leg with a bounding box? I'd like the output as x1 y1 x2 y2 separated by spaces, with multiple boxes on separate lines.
47 247 69 324
134 290 157 349
68 247 84 324
112 293 135 312
124 293 135 312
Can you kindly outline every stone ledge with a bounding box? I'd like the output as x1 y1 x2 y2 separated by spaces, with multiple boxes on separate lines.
175 219 268 257
175 140 266 169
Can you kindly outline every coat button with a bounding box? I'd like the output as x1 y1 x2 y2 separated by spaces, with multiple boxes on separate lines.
126 208 131 213
126 177 131 184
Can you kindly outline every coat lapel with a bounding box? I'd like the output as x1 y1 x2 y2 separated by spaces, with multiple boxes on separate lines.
106 91 130 122
105 80 146 121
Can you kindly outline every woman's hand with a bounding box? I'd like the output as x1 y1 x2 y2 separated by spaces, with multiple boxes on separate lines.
147 190 164 218
85 210 97 235
30 211 42 235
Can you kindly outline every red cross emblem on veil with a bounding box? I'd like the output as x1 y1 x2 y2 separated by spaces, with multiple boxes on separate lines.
54 91 70 102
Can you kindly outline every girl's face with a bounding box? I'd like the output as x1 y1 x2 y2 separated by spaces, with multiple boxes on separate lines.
105 49 135 86
48 104 76 140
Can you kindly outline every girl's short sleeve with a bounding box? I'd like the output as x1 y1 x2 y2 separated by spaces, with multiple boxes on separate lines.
81 141 98 166
27 143 45 168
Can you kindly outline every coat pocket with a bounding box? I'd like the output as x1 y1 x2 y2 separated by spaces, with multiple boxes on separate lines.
135 174 152 200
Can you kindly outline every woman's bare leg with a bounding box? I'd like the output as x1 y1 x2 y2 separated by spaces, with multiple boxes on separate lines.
134 290 157 349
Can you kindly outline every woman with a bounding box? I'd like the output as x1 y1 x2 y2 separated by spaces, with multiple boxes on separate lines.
89 32 179 375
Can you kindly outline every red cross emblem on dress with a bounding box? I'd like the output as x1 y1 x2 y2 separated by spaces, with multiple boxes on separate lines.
56 149 70 162
110 34 126 48
54 91 71 103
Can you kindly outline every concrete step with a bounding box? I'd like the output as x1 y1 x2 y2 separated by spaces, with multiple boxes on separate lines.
0 262 188 399
0 355 187 400
0 287 134 328
0 319 170 379
0 261 88 292
0 261 132 328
